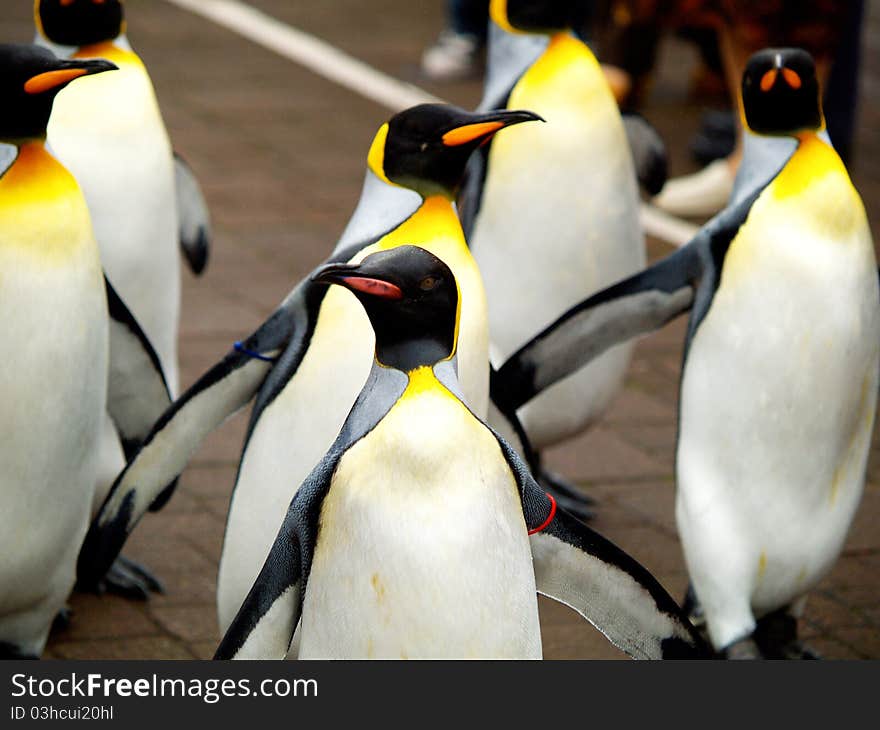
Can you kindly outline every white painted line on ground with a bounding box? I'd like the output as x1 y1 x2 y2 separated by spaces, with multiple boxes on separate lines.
163 0 441 112
164 0 698 247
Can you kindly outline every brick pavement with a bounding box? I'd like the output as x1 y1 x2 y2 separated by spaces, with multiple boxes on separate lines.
1 0 876 659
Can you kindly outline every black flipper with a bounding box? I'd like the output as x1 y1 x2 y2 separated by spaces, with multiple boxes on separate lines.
77 281 317 592
0 642 38 660
104 275 173 461
488 368 596 520
491 179 773 418
174 152 211 276
495 438 710 659
97 555 165 601
215 365 406 660
213 452 339 660
622 113 668 196
491 243 702 417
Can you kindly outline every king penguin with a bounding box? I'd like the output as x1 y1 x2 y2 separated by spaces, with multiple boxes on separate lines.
492 48 880 658
460 0 647 500
35 0 186 394
34 0 211 522
0 44 171 658
212 244 707 659
75 104 541 632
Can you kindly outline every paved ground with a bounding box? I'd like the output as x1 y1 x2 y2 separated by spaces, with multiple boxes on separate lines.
3 0 877 659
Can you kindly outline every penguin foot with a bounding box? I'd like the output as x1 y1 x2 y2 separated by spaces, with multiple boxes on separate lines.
538 468 596 522
775 641 822 660
753 609 819 659
722 636 762 660
681 584 707 630
91 555 164 601
0 642 38 660
50 606 73 635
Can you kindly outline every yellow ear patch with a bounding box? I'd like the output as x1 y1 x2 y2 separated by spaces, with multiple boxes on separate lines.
442 121 504 147
772 133 851 201
24 68 88 94
489 0 518 34
367 123 392 185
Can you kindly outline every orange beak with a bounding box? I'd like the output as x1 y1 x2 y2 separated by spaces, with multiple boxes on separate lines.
24 68 88 94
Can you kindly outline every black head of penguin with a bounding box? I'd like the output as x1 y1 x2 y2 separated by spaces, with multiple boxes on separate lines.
369 103 542 198
490 0 578 34
312 245 459 372
0 43 116 141
36 0 126 48
742 48 823 136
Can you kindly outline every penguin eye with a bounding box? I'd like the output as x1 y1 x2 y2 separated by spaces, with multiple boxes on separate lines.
419 276 438 291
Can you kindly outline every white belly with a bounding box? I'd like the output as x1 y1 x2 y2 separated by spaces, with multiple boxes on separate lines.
472 67 644 448
48 63 180 394
0 234 107 654
299 385 540 658
676 195 879 647
217 238 489 632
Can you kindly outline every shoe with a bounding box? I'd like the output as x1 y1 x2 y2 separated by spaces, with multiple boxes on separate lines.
652 158 735 219
421 31 483 82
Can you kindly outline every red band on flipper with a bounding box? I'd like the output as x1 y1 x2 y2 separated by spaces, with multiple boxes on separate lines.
528 493 557 535
340 276 404 300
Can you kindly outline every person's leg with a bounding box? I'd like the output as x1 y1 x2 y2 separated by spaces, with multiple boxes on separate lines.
448 0 490 42
421 0 489 81
823 0 864 166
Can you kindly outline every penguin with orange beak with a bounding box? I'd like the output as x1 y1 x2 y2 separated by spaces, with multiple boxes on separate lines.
213 245 708 659
0 44 171 657
492 48 879 658
77 104 544 640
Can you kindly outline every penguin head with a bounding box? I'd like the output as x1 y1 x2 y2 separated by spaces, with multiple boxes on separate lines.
0 43 116 141
490 0 578 34
742 48 823 136
312 245 459 371
367 103 542 198
35 0 126 48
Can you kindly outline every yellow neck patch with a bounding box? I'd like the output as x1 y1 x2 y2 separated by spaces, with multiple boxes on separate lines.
771 133 852 201
72 41 142 70
0 141 92 261
402 365 458 403
375 195 462 254
0 142 80 210
510 32 602 102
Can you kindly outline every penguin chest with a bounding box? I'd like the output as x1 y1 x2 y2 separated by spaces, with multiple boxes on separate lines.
48 57 176 238
47 56 179 370
677 161 880 606
299 387 540 659
471 34 644 357
219 205 489 628
0 157 107 606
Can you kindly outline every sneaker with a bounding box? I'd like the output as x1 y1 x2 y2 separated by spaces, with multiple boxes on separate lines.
421 30 483 82
652 158 736 219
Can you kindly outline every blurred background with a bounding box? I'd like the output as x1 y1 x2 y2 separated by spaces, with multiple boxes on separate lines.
2 0 878 659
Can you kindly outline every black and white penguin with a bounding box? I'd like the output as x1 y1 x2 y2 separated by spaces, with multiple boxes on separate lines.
213 244 707 659
492 48 879 658
0 43 170 657
76 104 541 632
460 0 655 502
